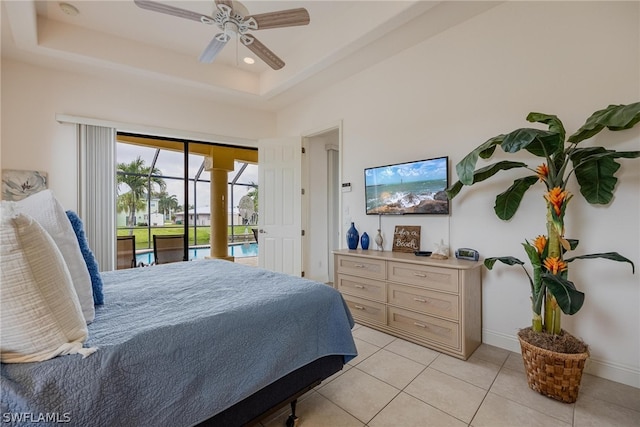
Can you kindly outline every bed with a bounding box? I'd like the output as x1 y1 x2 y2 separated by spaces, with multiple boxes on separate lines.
0 259 358 426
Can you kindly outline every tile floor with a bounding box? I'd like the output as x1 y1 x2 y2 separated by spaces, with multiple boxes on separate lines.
258 324 640 427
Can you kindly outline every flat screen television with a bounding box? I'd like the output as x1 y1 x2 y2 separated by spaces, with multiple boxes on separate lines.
364 156 449 215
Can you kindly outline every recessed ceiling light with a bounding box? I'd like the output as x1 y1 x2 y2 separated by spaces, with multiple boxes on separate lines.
59 2 79 16
243 57 255 65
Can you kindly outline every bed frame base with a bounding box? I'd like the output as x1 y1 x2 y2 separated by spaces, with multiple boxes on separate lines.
196 355 344 427
285 399 299 427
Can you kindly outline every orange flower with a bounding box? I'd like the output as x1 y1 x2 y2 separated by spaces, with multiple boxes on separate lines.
533 235 547 254
543 257 568 274
536 163 549 181
544 187 570 216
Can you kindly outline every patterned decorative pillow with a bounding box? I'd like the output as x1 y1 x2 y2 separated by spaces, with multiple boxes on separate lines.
16 190 95 323
0 202 96 363
66 210 104 305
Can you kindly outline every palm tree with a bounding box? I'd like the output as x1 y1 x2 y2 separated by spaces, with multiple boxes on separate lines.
117 156 166 232
156 191 179 222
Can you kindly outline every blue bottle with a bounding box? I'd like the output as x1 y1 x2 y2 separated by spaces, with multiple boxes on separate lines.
346 222 359 250
361 232 370 250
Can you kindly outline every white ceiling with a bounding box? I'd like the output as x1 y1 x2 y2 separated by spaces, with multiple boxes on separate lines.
2 0 501 111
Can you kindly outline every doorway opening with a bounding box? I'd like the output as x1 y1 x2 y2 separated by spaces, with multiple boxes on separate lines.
302 125 341 283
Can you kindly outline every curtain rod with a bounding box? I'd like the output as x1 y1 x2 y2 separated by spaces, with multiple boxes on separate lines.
55 113 258 148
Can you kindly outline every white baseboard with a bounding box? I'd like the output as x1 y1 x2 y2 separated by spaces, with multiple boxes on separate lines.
482 329 639 389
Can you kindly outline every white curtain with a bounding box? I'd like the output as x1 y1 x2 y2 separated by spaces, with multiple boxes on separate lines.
78 124 116 271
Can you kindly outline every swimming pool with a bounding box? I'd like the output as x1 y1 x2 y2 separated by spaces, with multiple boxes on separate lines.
136 242 258 265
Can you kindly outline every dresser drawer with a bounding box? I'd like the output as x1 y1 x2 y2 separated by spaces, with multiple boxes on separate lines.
388 283 459 320
336 255 386 280
388 306 459 349
388 262 459 293
336 274 386 302
343 295 386 324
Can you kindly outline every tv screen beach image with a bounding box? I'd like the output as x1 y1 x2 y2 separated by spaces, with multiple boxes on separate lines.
365 157 449 215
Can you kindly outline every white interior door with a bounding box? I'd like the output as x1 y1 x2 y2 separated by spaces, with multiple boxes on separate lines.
258 137 302 275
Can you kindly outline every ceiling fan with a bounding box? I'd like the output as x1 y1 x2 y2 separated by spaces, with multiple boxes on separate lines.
134 0 310 70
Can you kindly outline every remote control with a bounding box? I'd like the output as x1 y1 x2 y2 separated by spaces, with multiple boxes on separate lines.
414 251 432 257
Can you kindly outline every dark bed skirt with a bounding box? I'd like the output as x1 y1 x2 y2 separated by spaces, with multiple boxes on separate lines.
195 355 345 427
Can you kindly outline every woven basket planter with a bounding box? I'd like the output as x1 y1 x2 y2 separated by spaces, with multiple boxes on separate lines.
518 334 589 403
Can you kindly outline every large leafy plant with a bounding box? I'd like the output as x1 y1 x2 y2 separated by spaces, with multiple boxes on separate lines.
447 103 640 335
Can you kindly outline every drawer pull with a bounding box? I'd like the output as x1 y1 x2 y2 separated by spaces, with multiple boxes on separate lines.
413 297 427 303
413 272 427 278
354 264 366 268
354 284 365 289
413 322 428 329
354 305 365 310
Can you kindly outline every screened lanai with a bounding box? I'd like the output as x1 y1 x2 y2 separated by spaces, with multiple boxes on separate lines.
115 133 258 265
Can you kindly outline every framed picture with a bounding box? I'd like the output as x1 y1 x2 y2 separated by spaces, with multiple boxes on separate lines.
2 169 48 201
392 225 421 252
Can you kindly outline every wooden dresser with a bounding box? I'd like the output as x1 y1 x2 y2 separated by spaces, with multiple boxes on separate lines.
333 249 482 360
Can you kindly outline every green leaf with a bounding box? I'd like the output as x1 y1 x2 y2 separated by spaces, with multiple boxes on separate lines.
522 241 544 314
456 135 505 184
450 161 527 200
571 147 621 204
494 175 539 220
478 134 507 158
501 128 563 158
527 112 566 143
542 273 585 315
572 148 640 166
484 256 524 269
569 102 640 143
565 252 635 274
522 241 542 270
472 161 529 184
571 148 640 204
445 180 464 199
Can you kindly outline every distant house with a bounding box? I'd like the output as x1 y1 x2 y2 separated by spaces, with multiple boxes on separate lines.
174 207 246 227
174 206 211 226
116 198 164 227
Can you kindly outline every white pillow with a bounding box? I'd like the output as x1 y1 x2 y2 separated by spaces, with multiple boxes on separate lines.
16 190 95 323
0 203 96 363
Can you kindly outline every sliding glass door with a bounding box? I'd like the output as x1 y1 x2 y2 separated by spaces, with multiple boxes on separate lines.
115 134 258 266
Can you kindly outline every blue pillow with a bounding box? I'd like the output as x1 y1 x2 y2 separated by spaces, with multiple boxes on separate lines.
65 211 104 305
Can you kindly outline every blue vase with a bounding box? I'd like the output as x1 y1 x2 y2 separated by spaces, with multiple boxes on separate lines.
346 222 359 250
361 232 370 250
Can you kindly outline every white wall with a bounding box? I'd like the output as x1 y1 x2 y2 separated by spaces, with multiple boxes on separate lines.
0 59 275 210
277 1 640 387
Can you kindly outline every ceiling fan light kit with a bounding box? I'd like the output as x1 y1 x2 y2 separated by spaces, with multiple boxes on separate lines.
134 0 310 70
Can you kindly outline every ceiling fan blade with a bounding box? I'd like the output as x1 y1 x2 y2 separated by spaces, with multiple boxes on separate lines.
134 0 215 23
214 0 234 8
199 34 230 63
241 34 285 70
246 8 310 30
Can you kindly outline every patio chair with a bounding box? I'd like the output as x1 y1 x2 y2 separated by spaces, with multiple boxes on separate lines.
252 228 258 243
153 234 186 265
117 235 137 269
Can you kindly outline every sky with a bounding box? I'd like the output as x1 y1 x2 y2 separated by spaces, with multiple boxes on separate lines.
365 156 448 186
116 142 258 213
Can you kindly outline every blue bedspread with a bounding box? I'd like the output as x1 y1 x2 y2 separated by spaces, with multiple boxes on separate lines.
1 260 357 427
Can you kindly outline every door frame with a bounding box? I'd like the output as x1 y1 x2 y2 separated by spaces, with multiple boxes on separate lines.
301 120 343 282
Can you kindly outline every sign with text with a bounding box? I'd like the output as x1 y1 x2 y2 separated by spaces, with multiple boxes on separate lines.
392 225 421 252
